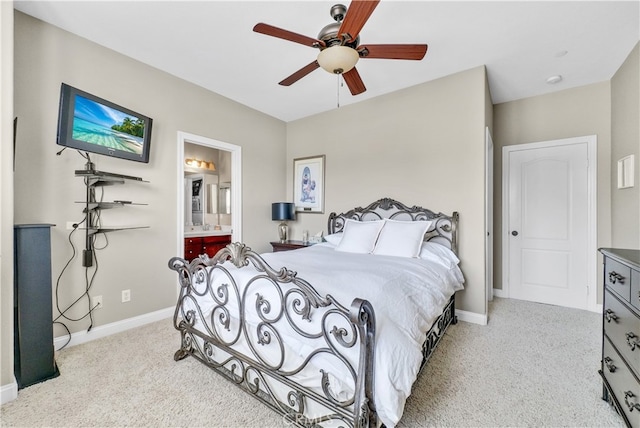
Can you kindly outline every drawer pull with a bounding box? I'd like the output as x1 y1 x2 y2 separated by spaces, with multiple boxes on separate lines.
604 356 617 373
605 309 619 323
609 271 625 284
625 391 640 412
626 332 640 351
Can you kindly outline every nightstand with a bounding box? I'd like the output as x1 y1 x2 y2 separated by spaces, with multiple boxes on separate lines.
270 240 315 252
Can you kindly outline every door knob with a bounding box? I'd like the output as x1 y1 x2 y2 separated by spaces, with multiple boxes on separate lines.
511 231 519 236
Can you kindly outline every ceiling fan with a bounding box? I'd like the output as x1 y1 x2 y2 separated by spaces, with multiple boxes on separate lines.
253 0 428 96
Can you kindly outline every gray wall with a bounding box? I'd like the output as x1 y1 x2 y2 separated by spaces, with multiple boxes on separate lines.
493 40 640 298
611 42 640 248
12 11 286 344
493 82 613 298
285 66 490 316
1 0 15 392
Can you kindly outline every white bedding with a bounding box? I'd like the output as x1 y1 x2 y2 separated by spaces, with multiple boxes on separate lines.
187 242 464 427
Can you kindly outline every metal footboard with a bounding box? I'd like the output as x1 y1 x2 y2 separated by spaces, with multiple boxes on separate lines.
169 243 377 428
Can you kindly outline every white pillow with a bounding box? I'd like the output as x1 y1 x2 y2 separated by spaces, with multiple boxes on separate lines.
419 241 460 267
334 220 384 254
372 219 431 258
323 233 343 246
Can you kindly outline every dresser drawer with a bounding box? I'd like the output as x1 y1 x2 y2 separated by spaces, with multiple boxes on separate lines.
185 237 203 246
201 235 231 258
631 270 640 312
605 289 640 376
607 257 632 301
603 337 640 427
184 246 200 260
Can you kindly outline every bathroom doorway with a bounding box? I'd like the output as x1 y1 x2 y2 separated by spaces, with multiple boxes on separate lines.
176 131 242 258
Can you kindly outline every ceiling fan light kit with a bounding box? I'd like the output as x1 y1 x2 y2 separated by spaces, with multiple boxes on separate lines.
317 45 360 74
253 0 427 96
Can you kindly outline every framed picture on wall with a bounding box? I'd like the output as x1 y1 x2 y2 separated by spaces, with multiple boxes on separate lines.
293 155 325 213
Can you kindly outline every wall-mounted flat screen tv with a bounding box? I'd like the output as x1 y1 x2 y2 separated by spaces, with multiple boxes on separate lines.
56 83 153 163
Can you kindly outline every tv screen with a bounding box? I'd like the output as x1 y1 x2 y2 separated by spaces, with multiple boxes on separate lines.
56 83 152 163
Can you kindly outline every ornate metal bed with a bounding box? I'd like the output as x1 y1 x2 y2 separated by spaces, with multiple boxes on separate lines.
168 198 460 427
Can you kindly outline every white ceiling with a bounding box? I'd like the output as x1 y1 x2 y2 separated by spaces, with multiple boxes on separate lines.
14 1 640 122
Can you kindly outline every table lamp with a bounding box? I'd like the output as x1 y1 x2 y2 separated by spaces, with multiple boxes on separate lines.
272 202 295 242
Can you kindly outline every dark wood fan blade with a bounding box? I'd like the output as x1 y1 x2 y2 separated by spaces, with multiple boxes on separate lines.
338 0 380 43
342 67 366 95
279 61 320 86
359 44 428 60
253 23 324 48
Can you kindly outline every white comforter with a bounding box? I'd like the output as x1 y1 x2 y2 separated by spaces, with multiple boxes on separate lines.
263 243 464 426
190 243 464 427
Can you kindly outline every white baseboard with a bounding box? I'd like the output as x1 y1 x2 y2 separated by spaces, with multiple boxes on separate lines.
456 309 488 325
491 290 602 313
492 288 507 298
54 306 174 350
1 381 18 405
2 308 173 405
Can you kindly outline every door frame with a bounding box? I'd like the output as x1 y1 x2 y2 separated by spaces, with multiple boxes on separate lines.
176 131 242 261
501 135 598 312
485 127 494 305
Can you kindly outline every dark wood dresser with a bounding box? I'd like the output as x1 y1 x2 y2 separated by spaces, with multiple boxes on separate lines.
600 248 640 427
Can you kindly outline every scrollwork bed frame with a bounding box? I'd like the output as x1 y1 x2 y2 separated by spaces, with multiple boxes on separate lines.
168 198 459 427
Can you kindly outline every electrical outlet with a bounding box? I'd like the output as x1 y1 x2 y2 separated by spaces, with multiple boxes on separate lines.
91 295 103 310
121 289 131 303
66 221 77 230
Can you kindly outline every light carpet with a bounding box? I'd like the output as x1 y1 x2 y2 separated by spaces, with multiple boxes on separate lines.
1 297 624 427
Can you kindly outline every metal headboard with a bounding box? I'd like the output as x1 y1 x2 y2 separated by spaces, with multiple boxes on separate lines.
327 198 459 255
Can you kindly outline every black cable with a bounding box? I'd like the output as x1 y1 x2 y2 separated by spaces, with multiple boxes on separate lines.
53 217 88 351
93 186 109 250
53 218 100 322
53 320 71 351
85 247 98 331
53 227 76 351
54 217 83 321
53 218 102 351
53 153 103 350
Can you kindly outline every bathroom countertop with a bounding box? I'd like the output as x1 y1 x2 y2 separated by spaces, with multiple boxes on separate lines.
184 230 232 238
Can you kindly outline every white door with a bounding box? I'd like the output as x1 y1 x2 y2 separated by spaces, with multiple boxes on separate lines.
503 137 595 310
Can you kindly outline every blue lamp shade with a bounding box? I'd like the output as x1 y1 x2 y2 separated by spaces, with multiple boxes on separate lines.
272 202 295 221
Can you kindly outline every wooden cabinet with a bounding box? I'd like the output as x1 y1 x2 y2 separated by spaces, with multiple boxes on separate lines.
270 240 315 252
185 234 231 261
600 248 640 427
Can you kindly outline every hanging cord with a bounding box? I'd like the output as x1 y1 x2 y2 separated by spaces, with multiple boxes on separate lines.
92 187 109 250
53 216 100 350
78 150 91 164
337 75 341 108
53 151 104 350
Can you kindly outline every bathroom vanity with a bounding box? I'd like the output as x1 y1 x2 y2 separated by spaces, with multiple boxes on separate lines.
184 230 231 261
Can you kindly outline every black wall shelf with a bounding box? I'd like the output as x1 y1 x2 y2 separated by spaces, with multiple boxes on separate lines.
75 165 148 267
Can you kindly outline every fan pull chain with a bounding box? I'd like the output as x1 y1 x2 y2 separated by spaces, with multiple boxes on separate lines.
336 75 346 108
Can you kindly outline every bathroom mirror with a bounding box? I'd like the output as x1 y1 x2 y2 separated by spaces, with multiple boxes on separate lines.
207 184 218 214
219 182 231 215
186 175 204 226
